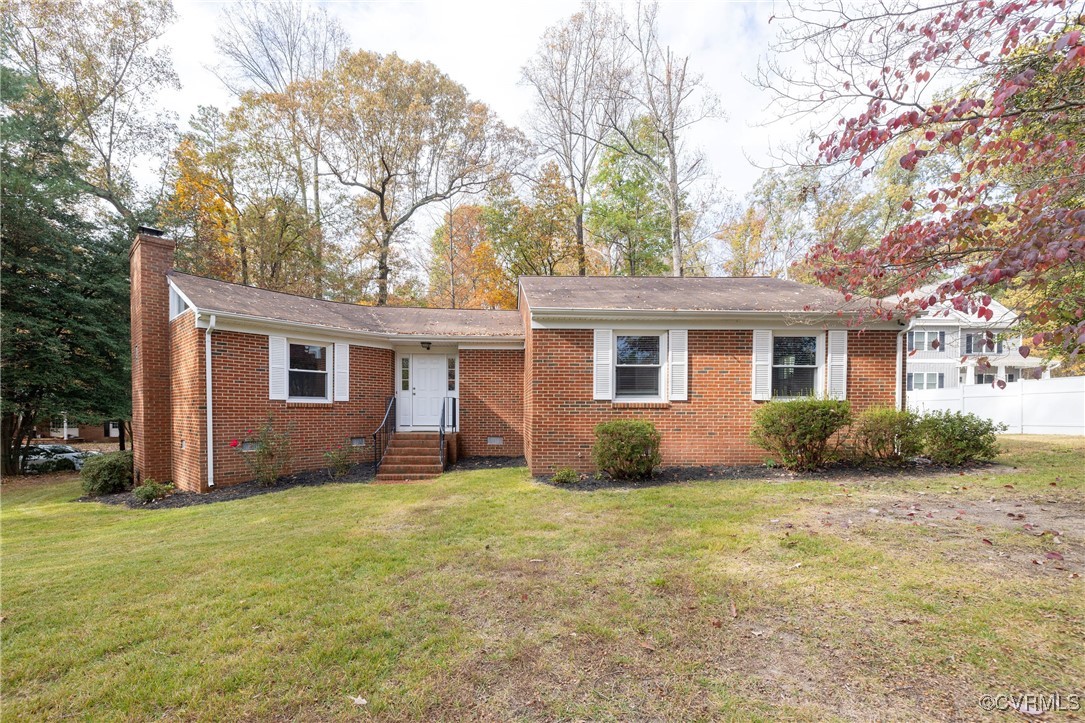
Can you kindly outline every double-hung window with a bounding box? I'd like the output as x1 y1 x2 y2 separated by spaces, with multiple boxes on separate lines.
772 336 818 398
907 372 945 390
964 333 1003 354
908 330 946 352
615 334 663 399
289 343 329 399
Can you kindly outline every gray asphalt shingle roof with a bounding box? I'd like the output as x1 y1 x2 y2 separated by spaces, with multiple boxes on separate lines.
169 272 525 338
519 276 876 314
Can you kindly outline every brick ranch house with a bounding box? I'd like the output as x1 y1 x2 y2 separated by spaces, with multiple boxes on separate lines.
131 229 908 493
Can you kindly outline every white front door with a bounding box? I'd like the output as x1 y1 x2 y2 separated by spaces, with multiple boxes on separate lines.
410 355 446 427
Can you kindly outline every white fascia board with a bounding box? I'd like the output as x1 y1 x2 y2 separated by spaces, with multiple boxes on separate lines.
191 309 524 347
167 278 198 314
529 308 904 332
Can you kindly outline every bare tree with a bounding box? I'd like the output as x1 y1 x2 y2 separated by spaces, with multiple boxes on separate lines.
213 0 348 293
610 2 721 276
299 50 527 305
4 0 179 227
521 0 629 276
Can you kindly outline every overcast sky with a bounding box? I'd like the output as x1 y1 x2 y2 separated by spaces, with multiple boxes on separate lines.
161 0 789 207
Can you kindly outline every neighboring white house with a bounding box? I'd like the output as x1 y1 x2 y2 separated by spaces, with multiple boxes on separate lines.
905 293 1051 391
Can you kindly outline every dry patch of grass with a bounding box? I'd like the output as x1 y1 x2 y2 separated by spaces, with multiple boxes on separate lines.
1 436 1082 721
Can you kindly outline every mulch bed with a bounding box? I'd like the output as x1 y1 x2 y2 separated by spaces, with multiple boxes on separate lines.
536 458 1005 491
85 463 377 510
447 456 526 472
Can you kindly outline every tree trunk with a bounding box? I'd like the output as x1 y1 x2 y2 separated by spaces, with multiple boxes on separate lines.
377 234 391 306
575 210 586 276
118 420 126 451
1 410 34 477
668 152 683 277
312 152 324 297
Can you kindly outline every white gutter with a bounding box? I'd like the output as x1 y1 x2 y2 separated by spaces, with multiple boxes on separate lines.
896 329 906 410
205 314 216 488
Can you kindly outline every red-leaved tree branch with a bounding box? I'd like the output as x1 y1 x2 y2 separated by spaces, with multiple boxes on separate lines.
760 0 1085 368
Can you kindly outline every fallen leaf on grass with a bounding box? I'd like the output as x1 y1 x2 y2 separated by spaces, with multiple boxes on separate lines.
982 538 993 545
730 601 738 619
348 695 367 706
710 618 723 628
640 641 656 652
1045 551 1065 561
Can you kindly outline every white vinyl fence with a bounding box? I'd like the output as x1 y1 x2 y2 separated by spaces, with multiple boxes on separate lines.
908 376 1085 435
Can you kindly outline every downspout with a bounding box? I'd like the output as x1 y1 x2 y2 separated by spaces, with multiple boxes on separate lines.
206 314 217 488
895 329 906 411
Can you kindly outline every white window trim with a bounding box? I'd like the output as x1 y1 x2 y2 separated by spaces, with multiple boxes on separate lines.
908 371 945 391
287 340 332 403
770 332 825 401
613 331 668 403
910 329 947 353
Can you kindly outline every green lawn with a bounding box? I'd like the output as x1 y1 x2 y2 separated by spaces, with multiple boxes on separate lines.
2 436 1082 721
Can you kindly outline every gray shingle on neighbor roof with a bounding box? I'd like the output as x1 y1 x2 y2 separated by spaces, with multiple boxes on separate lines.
169 272 524 338
519 276 875 314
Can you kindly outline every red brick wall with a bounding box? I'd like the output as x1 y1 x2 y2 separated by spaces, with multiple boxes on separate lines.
520 289 534 468
206 331 394 490
525 328 900 475
458 349 524 457
169 311 206 492
847 330 900 409
130 234 175 484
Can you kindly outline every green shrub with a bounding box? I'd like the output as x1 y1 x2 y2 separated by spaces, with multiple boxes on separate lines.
750 399 852 471
551 467 579 484
917 410 1005 465
592 420 662 479
851 406 921 464
323 444 352 477
133 479 173 503
230 417 291 487
80 450 134 496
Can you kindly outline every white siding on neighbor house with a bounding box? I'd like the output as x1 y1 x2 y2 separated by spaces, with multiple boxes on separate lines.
907 326 958 359
908 361 960 388
909 376 1085 435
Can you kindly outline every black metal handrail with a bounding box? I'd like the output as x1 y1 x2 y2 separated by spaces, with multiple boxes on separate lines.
372 396 396 470
438 396 457 469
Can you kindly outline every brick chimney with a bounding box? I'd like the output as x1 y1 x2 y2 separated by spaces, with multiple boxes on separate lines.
130 227 175 484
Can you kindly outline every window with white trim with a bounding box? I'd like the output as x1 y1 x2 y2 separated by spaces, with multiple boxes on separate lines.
1005 366 1020 383
908 330 946 352
964 332 1003 354
772 336 818 398
289 343 329 399
615 334 663 398
975 371 997 385
907 372 945 390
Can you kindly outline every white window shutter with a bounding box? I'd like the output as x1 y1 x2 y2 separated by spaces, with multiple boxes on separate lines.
334 343 350 401
827 330 848 400
269 336 288 400
593 329 613 401
669 330 688 401
752 330 772 401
